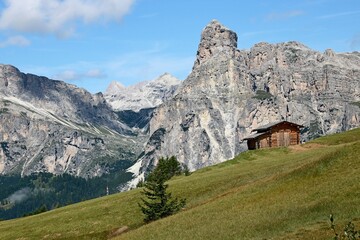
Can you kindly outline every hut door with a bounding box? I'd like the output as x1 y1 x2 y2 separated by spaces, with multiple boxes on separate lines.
278 131 284 147
284 131 290 146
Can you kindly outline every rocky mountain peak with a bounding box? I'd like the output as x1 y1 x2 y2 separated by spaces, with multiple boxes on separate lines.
194 20 238 68
152 72 180 85
106 81 126 96
104 73 181 112
159 72 172 77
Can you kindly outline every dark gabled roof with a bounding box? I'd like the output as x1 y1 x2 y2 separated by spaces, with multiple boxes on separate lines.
251 121 303 132
242 132 268 140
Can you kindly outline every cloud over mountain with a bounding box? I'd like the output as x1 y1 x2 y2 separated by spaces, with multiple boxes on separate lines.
0 35 30 48
0 0 135 37
54 68 107 81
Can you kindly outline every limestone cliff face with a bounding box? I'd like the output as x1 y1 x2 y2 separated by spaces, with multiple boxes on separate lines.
126 20 360 186
0 65 145 177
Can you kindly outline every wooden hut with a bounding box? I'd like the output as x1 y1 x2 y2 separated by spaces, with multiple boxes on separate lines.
243 121 303 150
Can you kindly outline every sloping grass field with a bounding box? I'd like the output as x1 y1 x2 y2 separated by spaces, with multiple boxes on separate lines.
0 128 359 239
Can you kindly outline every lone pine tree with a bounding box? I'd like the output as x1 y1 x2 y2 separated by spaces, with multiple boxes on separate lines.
139 180 185 223
139 158 186 223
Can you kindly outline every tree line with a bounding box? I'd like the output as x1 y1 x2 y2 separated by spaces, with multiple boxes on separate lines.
0 170 132 220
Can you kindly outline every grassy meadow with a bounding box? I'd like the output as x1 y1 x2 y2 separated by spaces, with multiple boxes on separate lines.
0 128 359 239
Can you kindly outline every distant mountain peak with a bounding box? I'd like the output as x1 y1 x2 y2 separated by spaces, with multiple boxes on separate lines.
104 73 181 112
106 81 126 96
153 72 180 85
159 72 171 77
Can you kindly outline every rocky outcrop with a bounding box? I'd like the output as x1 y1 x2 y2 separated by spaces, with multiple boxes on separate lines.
0 65 146 177
194 19 238 68
104 73 181 112
126 20 360 187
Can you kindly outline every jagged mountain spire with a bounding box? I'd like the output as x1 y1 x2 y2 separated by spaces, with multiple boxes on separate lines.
194 20 238 67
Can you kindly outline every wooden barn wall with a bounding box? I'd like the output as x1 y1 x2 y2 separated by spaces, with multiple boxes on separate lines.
270 123 299 147
258 134 271 148
246 122 301 150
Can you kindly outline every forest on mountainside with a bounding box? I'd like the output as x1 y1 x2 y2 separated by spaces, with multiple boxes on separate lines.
0 171 132 220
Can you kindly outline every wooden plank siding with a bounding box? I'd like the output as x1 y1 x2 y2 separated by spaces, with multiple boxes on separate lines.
244 121 302 150
258 133 271 148
271 123 300 147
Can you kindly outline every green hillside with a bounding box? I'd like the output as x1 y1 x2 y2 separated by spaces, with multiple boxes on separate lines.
0 128 359 239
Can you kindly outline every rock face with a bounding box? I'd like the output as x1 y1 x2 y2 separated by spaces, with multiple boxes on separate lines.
0 65 146 177
116 108 155 133
126 20 360 187
104 73 181 112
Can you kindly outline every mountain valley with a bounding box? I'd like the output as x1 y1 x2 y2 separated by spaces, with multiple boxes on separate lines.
1 127 359 239
0 20 359 219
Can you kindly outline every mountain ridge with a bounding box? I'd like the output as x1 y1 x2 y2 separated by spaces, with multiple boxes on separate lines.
125 20 360 188
0 64 146 178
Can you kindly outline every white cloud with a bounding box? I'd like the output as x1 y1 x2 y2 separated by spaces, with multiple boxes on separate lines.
266 10 304 21
54 68 106 81
0 0 135 37
54 70 78 81
0 35 31 47
7 187 32 204
86 69 106 78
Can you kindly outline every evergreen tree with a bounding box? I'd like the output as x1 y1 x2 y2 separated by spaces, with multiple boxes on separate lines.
147 156 183 183
139 179 185 223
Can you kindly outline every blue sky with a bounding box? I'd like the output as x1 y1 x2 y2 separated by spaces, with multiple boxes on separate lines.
0 0 359 93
